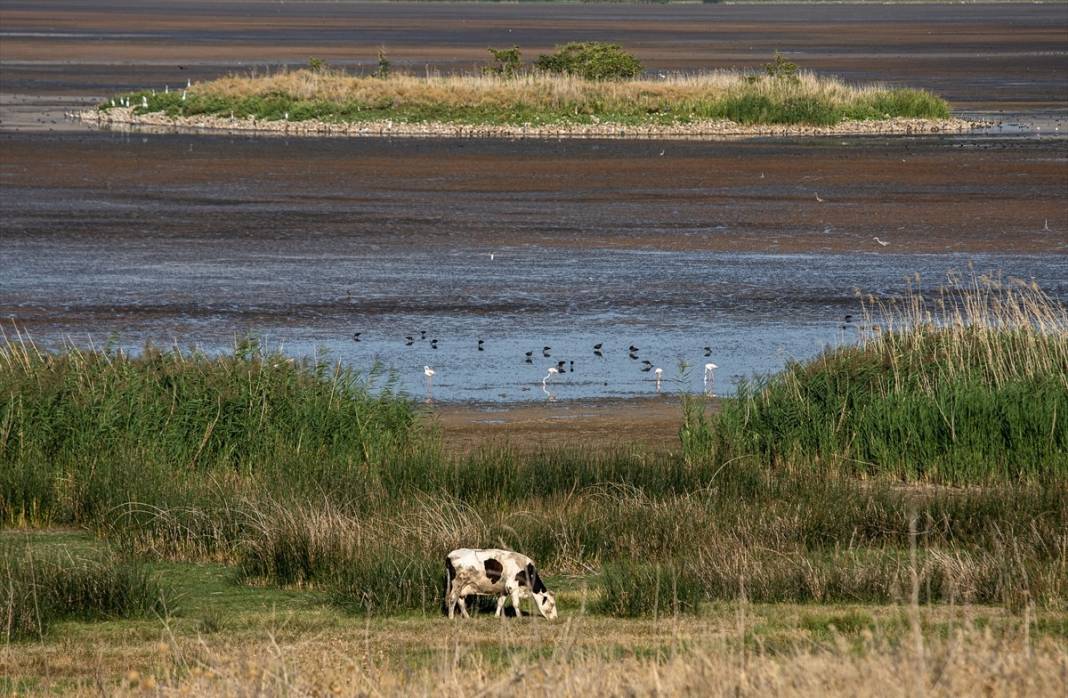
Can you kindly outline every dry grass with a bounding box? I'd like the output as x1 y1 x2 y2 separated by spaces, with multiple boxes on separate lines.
111 68 952 128
195 69 901 112
4 609 1064 697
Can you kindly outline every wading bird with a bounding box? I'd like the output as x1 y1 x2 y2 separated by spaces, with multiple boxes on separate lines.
703 346 712 357
352 332 361 342
430 339 438 349
704 363 718 397
424 365 435 399
654 367 663 392
478 339 485 351
593 343 603 351
815 193 824 203
873 237 890 247
543 367 558 389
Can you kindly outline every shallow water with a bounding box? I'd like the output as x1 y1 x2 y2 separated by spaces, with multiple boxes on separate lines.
4 201 1065 402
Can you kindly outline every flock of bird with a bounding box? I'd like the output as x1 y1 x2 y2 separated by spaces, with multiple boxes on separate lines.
352 331 718 400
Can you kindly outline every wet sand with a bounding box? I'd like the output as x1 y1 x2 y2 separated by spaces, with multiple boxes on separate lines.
1 1 1066 120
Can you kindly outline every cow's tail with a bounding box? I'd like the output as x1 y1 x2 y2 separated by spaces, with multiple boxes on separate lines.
442 556 456 615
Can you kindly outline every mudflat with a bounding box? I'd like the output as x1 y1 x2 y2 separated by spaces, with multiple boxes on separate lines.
1 1 1066 114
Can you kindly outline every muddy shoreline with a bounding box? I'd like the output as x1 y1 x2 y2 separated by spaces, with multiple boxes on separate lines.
80 106 983 140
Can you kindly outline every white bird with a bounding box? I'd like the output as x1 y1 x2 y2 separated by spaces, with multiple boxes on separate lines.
489 253 494 261
654 367 663 392
873 236 890 247
1043 219 1051 231
815 193 824 203
542 367 559 387
704 363 718 397
141 96 148 109
423 365 435 399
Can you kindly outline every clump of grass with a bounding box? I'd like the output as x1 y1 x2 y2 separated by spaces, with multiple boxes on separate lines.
685 274 1068 483
1 541 163 641
106 68 951 128
598 561 703 617
0 333 419 526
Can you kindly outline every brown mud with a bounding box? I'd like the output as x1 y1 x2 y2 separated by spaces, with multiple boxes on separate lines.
429 396 694 455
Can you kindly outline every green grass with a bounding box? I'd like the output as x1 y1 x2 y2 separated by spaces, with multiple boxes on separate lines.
102 69 951 129
1 534 164 641
682 276 1068 483
0 336 420 527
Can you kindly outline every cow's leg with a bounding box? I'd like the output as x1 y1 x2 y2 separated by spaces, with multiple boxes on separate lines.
511 587 523 616
457 595 470 618
495 594 508 617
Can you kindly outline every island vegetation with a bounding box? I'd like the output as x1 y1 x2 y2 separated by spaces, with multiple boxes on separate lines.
93 46 955 134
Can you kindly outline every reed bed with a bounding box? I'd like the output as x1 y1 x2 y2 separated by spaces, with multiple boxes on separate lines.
684 274 1068 483
109 68 950 127
0 332 420 527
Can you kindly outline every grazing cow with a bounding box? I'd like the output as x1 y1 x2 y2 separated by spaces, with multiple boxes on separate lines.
444 548 557 620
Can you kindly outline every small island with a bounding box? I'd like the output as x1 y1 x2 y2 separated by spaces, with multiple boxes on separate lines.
83 45 977 138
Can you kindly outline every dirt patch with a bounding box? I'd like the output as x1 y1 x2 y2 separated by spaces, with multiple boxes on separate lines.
428 396 697 455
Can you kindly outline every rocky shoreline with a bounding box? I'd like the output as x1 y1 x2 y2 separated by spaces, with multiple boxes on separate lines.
79 107 986 139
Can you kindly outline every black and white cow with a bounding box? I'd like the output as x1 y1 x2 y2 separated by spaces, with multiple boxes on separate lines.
444 548 557 619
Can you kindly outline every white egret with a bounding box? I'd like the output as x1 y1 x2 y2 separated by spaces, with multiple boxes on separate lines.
654 367 663 392
542 367 558 401
873 236 889 247
141 95 148 109
815 193 824 203
704 363 718 397
424 365 435 399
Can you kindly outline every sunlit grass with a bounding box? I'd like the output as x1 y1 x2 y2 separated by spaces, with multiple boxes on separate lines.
105 68 952 127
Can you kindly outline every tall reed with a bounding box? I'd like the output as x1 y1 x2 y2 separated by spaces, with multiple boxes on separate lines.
685 275 1068 483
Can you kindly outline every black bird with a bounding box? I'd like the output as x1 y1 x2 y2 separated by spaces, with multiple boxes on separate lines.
594 350 603 358
556 360 566 373
525 350 534 358
703 346 712 357
524 356 533 364
593 343 603 350
430 339 438 349
405 336 414 346
353 332 361 342
628 352 639 360
640 364 653 372
844 314 854 323
478 339 485 351
628 345 639 353
420 330 427 339
569 360 574 372
641 359 653 366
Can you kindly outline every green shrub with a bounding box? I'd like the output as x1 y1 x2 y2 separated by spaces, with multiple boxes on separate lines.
535 42 642 81
485 46 522 78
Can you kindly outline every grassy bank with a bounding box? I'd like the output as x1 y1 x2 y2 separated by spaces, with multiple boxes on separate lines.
103 69 951 128
683 275 1068 483
2 282 1067 692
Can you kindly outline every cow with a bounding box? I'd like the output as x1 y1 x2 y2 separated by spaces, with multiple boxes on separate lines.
444 548 557 620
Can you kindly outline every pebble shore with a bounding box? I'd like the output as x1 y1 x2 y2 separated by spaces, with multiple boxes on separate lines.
80 107 985 139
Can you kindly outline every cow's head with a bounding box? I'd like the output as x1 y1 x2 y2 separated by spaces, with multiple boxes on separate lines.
533 590 557 620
